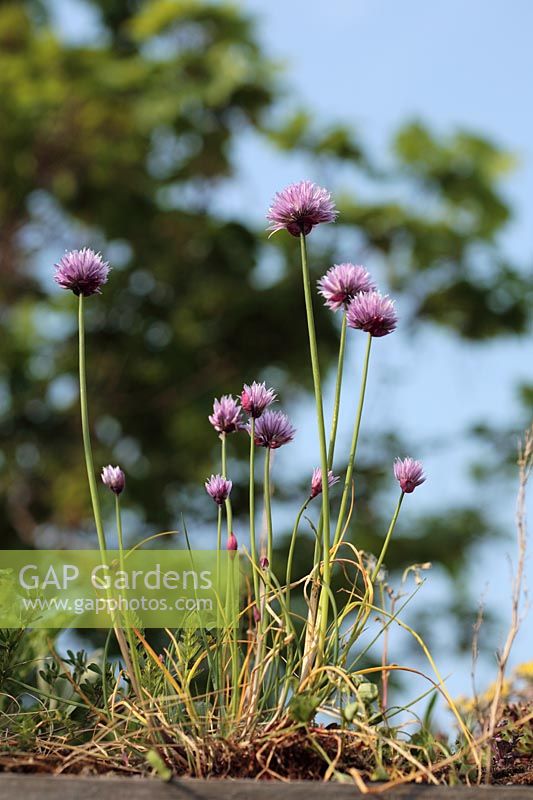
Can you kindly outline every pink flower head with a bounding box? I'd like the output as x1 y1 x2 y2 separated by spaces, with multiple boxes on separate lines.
317 263 375 312
54 248 110 296
393 458 426 494
310 467 340 499
227 532 238 551
267 180 337 237
253 410 296 449
346 291 397 338
259 555 269 570
101 465 125 495
208 395 243 434
204 474 232 505
241 381 277 419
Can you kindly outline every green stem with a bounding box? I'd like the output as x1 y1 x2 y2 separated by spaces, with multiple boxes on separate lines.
333 332 372 549
115 494 125 554
115 494 143 697
221 433 233 536
351 492 405 646
101 627 113 714
249 419 259 606
264 448 273 567
219 442 236 716
311 313 346 592
285 498 310 614
215 503 223 707
327 313 347 470
216 504 222 553
306 310 346 615
78 296 143 709
228 550 240 718
371 493 404 583
78 294 107 556
299 233 331 650
216 503 222 632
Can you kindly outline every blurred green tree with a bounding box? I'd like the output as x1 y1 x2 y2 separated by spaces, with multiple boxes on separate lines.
0 0 531 645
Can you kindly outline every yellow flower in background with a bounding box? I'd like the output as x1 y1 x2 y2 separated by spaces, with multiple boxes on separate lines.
515 662 533 682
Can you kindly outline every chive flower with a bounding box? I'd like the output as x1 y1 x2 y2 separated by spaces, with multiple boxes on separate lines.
317 263 375 312
259 555 269 570
393 458 426 494
101 465 125 495
54 248 110 296
253 410 296 449
205 474 232 505
227 532 238 551
208 395 243 434
310 467 340 499
346 290 398 337
241 381 277 419
267 180 337 237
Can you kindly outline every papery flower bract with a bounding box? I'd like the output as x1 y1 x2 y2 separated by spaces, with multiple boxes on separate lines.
208 395 243 434
227 532 238 551
310 467 340 499
54 248 110 296
253 410 296 449
241 381 277 418
393 458 426 494
204 474 232 505
267 180 337 237
317 263 375 312
346 291 398 338
101 465 125 495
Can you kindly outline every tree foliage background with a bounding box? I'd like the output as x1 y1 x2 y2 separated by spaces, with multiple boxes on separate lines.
0 0 531 652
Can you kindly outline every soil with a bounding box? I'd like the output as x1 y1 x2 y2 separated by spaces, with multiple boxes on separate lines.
0 704 531 785
490 704 533 785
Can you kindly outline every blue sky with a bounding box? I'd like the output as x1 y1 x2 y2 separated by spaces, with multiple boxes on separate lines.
50 0 533 710
242 0 533 258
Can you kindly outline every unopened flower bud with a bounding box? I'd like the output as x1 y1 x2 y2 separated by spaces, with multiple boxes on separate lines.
101 465 125 495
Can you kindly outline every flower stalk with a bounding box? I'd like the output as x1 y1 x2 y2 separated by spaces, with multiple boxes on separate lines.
285 498 310 613
220 433 233 537
115 494 144 698
249 418 260 605
371 492 404 583
327 313 347 469
263 448 274 567
78 295 143 706
299 232 331 656
78 295 107 557
333 332 372 549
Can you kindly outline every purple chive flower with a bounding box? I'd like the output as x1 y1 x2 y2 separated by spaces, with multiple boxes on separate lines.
346 291 398 338
208 395 243 434
227 532 238 551
310 467 340 500
253 605 261 624
253 410 296 449
241 381 277 419
317 263 376 312
205 474 232 505
54 248 110 296
259 555 269 570
101 465 125 495
267 180 337 237
393 458 426 494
